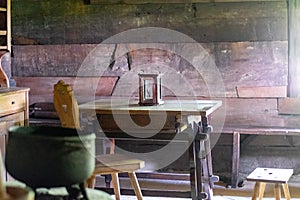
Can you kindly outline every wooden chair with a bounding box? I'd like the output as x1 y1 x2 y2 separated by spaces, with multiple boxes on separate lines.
53 80 144 200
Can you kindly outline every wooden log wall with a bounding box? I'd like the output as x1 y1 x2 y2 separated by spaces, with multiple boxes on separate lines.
12 41 288 97
11 0 287 44
10 0 298 137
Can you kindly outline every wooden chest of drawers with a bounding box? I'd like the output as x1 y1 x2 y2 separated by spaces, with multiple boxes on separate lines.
0 87 30 180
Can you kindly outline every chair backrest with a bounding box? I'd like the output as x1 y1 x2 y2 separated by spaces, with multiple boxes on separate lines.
53 80 81 129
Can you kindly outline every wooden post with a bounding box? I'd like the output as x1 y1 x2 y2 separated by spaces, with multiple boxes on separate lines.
231 131 240 188
288 0 300 97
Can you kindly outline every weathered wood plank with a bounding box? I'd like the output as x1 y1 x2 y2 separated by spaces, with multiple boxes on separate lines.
12 1 287 44
210 97 300 128
221 98 279 126
278 98 300 115
211 97 300 127
90 0 284 4
14 76 119 104
236 86 287 98
12 41 288 98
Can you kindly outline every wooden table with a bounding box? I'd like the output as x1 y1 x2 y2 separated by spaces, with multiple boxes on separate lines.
79 98 222 200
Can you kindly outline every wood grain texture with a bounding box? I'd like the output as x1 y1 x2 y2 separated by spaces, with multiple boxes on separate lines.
278 98 300 115
90 0 284 4
12 1 287 44
14 76 119 104
53 80 81 129
236 86 287 98
210 97 300 128
12 41 288 98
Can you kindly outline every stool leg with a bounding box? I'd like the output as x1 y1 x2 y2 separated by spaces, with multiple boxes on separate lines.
252 182 260 200
86 174 96 188
258 182 266 200
111 173 121 200
128 172 143 200
274 183 281 200
282 183 291 200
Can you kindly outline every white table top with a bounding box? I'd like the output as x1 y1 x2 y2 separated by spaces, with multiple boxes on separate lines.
79 98 222 117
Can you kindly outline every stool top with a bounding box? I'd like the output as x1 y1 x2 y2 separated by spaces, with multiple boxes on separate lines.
246 168 294 183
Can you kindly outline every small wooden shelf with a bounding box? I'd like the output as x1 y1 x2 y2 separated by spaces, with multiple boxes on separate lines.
0 0 11 52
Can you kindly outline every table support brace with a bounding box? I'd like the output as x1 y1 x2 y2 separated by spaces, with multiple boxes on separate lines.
189 117 219 200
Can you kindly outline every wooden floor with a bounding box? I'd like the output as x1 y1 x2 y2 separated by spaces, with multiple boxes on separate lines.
6 172 300 199
94 172 300 199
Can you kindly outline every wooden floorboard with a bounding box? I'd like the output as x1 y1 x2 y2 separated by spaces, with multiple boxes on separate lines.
119 172 190 181
95 187 191 198
95 173 300 198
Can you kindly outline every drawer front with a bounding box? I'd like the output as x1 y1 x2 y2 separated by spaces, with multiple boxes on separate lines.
0 93 25 116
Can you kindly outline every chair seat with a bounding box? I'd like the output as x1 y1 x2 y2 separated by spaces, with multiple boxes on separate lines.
94 154 145 174
247 168 293 184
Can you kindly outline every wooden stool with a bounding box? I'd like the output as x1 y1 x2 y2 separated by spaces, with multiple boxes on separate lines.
246 168 293 200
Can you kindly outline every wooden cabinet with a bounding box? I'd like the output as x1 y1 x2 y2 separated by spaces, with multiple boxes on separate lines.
0 87 29 180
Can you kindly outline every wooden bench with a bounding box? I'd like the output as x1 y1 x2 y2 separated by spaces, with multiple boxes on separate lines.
219 126 300 188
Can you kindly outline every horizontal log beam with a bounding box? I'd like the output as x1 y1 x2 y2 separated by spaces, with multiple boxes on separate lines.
90 0 284 4
14 76 119 104
236 86 287 98
278 98 300 115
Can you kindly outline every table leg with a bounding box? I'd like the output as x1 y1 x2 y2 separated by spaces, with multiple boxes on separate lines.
189 133 197 200
187 115 216 200
201 139 211 198
188 122 202 200
200 116 218 200
188 121 208 200
195 129 204 199
201 131 214 199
